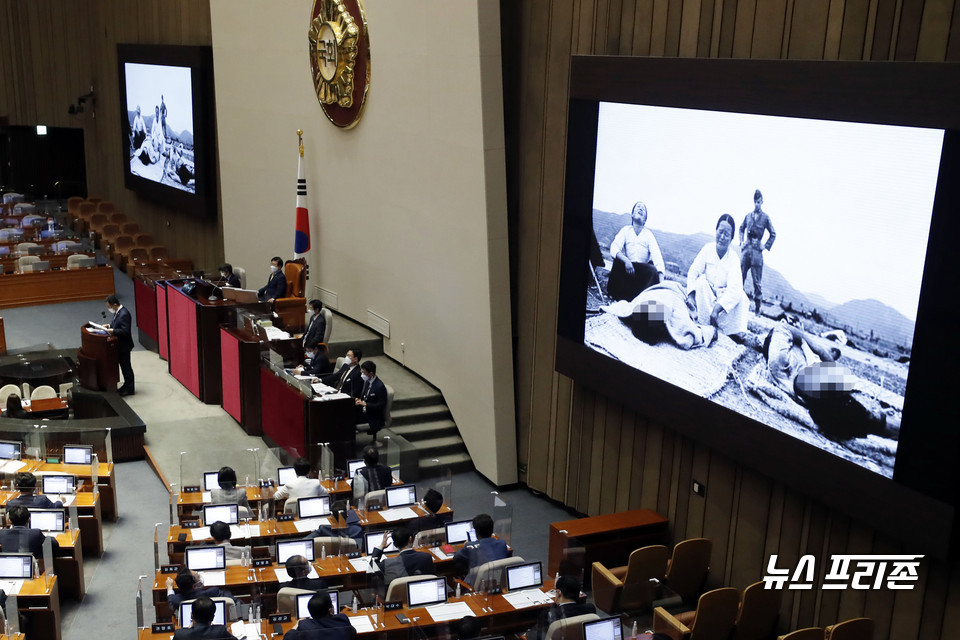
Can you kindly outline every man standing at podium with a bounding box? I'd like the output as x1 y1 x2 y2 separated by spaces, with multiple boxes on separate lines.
104 295 135 396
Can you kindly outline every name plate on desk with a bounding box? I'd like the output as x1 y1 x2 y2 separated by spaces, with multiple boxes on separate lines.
366 504 383 512
182 521 200 528
277 514 295 522
182 486 201 493
152 622 176 633
269 613 291 624
346 551 361 558
384 601 403 611
161 564 181 574
253 558 272 568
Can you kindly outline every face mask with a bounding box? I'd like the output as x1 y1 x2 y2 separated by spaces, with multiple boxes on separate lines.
307 309 314 317
305 352 315 362
107 307 117 315
361 373 370 382
270 265 278 273
220 272 227 279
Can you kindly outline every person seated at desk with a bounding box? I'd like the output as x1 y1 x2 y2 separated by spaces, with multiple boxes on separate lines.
0 505 60 559
209 521 249 565
285 591 355 640
532 575 596 640
295 340 333 378
355 361 387 438
4 395 27 419
320 348 363 397
275 457 326 505
173 595 239 640
217 263 241 288
282 554 328 591
453 513 509 572
371 526 433 585
166 568 235 612
257 256 287 303
6 472 62 511
303 499 362 545
354 446 392 494
418 488 449 531
210 467 252 519
455 616 482 640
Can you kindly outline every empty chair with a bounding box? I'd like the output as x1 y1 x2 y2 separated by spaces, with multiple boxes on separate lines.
233 266 246 289
30 386 58 400
666 538 712 603
384 575 441 605
0 229 22 241
2 193 24 204
276 587 315 615
21 214 45 228
88 212 109 233
0 246 8 255
110 235 135 262
100 223 122 245
779 629 825 640
468 556 525 589
654 587 740 640
413 528 445 548
13 203 36 214
134 232 155 248
591 544 669 614
543 613 601 640
120 222 140 236
23 260 50 272
109 212 128 225
15 242 40 253
733 581 782 640
363 490 386 510
312 536 358 558
0 384 21 405
67 254 95 269
824 618 873 640
96 200 115 213
86 196 103 205
17 256 40 272
66 197 84 214
127 247 149 265
149 246 169 261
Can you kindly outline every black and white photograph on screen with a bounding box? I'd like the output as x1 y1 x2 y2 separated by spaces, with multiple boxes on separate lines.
585 103 944 478
123 62 196 194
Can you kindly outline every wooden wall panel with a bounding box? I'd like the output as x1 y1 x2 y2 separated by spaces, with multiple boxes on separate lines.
511 2 960 635
0 0 223 275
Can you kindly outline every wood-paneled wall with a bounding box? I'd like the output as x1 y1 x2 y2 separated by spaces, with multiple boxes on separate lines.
510 1 960 637
0 0 223 271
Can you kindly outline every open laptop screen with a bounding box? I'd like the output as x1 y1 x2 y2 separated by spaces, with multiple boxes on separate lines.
180 600 226 627
346 459 364 478
203 472 221 491
407 577 447 607
296 591 339 619
185 546 226 571
364 531 398 556
385 484 416 508
0 554 33 579
29 509 65 533
297 496 331 519
277 539 315 563
63 445 93 465
506 561 542 591
203 504 239 525
444 520 477 544
583 618 623 640
277 467 297 486
42 475 77 495
0 441 21 460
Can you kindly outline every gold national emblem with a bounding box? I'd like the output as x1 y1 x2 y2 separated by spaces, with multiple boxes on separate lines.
308 0 370 129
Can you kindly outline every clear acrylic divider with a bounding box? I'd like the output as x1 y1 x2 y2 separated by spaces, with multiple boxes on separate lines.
557 534 587 587
419 458 455 515
378 436 401 483
4 593 18 634
41 536 54 579
491 491 514 549
177 447 262 494
135 575 146 629
68 504 79 532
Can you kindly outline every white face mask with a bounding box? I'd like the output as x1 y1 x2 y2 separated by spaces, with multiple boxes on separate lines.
108 307 117 315
307 309 314 317
270 265 278 273
361 373 370 382
305 352 315 362
220 272 227 279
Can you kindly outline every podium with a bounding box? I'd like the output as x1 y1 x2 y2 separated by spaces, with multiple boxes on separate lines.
77 325 118 391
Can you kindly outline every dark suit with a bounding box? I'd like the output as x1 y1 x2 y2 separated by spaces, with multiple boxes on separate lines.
357 464 393 492
6 494 62 511
0 526 60 559
258 270 287 302
168 586 233 612
110 305 134 393
224 272 241 288
303 311 327 346
173 623 239 639
321 364 362 397
303 352 333 377
281 575 328 591
284 614 356 640
535 602 597 639
372 547 433 577
357 376 387 435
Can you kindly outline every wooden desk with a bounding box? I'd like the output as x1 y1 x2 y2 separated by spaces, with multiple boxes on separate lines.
0 266 114 308
175 481 353 523
14 574 60 640
548 509 669 587
37 460 119 523
21 397 69 419
0 489 103 557
0 252 95 274
52 528 84 600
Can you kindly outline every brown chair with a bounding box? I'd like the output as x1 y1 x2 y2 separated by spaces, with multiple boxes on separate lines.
275 258 308 330
149 246 169 261
86 196 103 205
76 202 97 230
666 538 712 602
127 246 149 264
66 197 84 215
732 581 781 640
779 629 825 640
134 233 158 253
89 212 109 235
100 223 122 246
121 221 140 236
591 544 668 613
110 235 135 263
654 587 740 640
824 618 873 640
543 613 601 640
109 212 128 225
96 200 115 214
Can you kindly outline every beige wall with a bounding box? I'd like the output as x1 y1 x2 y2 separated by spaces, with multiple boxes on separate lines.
211 0 517 484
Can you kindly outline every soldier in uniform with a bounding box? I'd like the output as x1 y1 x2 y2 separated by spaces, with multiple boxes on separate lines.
739 189 776 315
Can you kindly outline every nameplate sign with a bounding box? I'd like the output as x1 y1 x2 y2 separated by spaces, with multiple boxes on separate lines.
152 623 175 633
269 613 292 624
277 514 295 522
384 601 403 611
160 564 181 574
182 486 201 493
182 521 199 528
253 558 272 568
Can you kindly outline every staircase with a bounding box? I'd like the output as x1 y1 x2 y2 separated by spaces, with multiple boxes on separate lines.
323 311 474 477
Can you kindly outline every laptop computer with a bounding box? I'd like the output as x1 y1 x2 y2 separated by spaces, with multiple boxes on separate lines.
277 466 297 486
203 503 240 526
296 590 339 619
505 561 543 591
346 459 365 478
62 445 93 465
0 554 32 579
277 539 315 563
583 617 623 640
0 441 21 461
185 546 226 571
41 475 76 495
28 509 65 533
203 472 221 491
297 496 331 519
180 600 226 627
444 520 477 544
385 484 417 508
407 577 447 607
364 531 398 556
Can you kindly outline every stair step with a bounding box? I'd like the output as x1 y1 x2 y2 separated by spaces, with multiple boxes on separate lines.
420 452 474 475
410 435 466 455
392 394 445 410
390 405 452 425
390 420 459 440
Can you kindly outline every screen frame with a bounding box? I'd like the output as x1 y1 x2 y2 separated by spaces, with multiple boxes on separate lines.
41 475 76 495
277 539 315 563
297 496 331 519
185 545 226 571
28 508 65 532
406 576 447 607
505 561 543 592
62 444 93 465
0 440 22 460
582 617 623 640
116 43 217 218
557 57 960 557
385 484 417 508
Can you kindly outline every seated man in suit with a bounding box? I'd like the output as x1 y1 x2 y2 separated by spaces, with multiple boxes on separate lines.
295 339 333 378
320 348 363 397
209 521 249 565
218 263 242 288
302 499 362 546
302 299 326 347
173 596 239 640
355 360 387 437
281 554 328 591
285 591 355 640
453 513 509 573
274 457 326 507
371 526 433 584
166 568 235 612
533 575 596 640
257 256 287 303
354 446 393 494
6 473 62 511
0 505 60 559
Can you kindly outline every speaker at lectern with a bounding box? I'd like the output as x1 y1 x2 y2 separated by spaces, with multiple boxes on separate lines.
77 324 119 392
